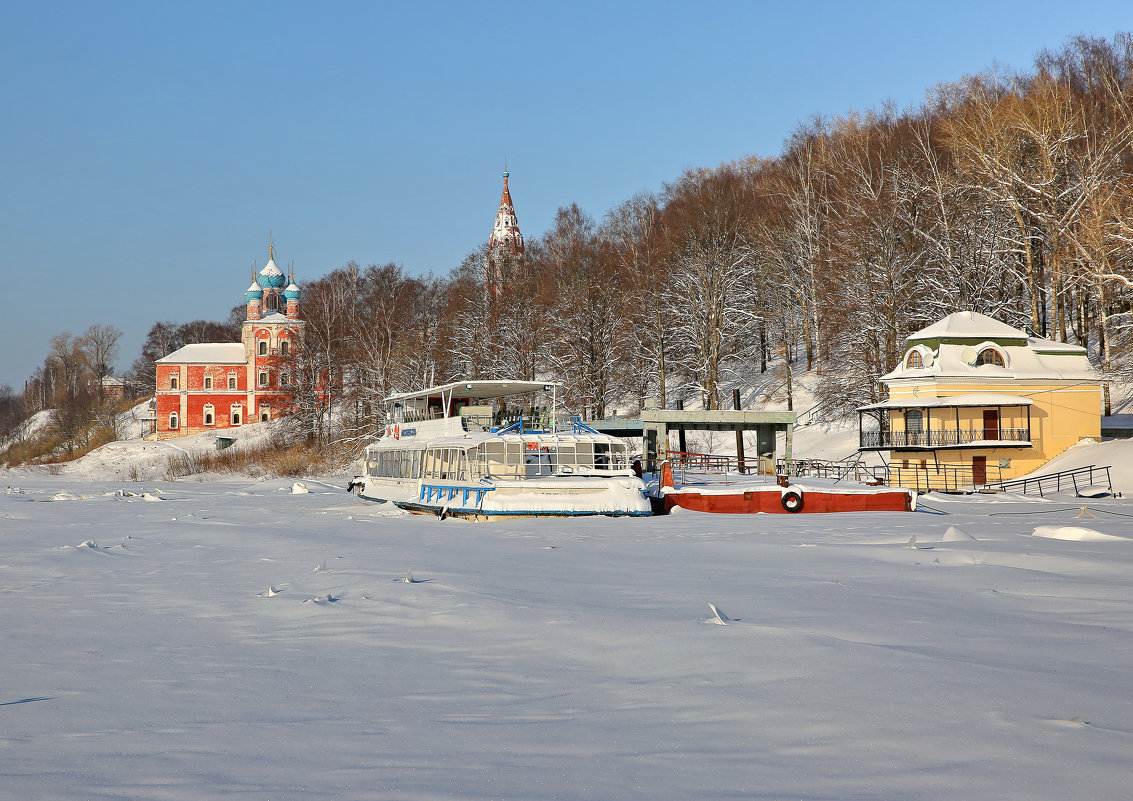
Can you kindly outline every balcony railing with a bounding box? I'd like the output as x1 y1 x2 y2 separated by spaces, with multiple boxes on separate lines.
860 427 1031 449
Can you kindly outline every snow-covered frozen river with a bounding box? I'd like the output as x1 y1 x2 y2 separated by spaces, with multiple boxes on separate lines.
3 471 1132 799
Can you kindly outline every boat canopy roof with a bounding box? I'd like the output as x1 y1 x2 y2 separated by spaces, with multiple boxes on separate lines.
386 380 562 406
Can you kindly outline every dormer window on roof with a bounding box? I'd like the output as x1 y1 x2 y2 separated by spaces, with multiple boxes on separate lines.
976 348 1006 367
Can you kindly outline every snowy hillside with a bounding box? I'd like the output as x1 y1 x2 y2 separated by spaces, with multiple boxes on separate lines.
2 466 1133 799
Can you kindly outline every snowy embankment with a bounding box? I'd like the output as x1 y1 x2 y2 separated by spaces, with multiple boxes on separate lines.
1015 436 1133 489
0 409 53 452
3 468 1133 799
59 417 280 482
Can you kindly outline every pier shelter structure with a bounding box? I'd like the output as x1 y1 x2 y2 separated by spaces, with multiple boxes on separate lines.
589 407 797 473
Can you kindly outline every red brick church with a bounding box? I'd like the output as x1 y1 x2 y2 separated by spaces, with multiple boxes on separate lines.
154 245 305 439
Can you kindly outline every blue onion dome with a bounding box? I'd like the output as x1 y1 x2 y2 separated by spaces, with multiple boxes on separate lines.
283 282 301 300
244 280 264 302
258 258 286 289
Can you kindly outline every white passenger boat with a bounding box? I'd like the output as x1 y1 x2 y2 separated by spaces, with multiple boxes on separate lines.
351 380 651 520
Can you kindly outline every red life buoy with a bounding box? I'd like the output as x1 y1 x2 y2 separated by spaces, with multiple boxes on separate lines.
392 425 400 440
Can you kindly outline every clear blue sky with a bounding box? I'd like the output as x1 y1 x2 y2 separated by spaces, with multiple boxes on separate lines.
2 0 1130 389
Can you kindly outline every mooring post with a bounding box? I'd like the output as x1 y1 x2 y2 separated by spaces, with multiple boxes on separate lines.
676 398 687 457
733 388 745 474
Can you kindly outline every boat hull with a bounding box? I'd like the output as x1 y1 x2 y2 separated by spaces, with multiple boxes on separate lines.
395 500 651 521
657 486 914 514
355 476 652 520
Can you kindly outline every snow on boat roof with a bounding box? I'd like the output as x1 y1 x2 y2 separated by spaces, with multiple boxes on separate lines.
387 380 562 404
858 392 1035 411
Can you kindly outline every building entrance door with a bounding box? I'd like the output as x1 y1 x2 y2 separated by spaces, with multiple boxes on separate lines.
972 455 987 485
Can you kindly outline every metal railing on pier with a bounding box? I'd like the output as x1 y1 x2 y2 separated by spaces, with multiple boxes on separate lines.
989 464 1112 497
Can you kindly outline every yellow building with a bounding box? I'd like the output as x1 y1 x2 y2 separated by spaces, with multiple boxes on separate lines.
858 311 1102 491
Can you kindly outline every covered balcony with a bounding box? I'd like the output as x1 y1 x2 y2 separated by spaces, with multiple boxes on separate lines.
858 393 1034 451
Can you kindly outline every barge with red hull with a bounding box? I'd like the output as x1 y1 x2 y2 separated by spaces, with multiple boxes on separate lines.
652 461 916 515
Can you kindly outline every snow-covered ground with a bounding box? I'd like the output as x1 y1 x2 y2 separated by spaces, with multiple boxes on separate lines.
59 418 279 482
3 434 1133 799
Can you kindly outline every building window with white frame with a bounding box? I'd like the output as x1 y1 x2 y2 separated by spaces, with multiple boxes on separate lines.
259 371 269 387
228 374 237 390
169 413 178 430
203 404 215 425
170 375 178 390
258 340 268 356
231 405 242 425
204 376 212 390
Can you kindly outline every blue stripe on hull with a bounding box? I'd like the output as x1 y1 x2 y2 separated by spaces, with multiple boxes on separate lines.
394 501 651 519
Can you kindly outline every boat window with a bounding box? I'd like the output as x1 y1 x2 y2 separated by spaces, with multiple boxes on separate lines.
524 441 554 477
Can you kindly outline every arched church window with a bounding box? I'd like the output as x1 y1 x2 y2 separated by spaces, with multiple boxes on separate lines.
280 340 289 356
260 405 270 422
259 371 269 387
203 404 214 425
204 376 212 390
906 350 922 368
228 374 237 390
258 340 268 356
231 405 242 425
170 375 178 390
169 413 178 430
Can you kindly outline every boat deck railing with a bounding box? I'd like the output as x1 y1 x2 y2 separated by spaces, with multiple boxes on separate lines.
665 450 777 487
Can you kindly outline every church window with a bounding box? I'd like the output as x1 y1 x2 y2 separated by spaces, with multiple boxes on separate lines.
170 375 178 390
204 377 212 390
260 404 270 422
231 404 242 425
259 371 269 387
169 413 178 430
905 350 922 368
203 404 215 425
280 340 289 356
228 374 237 390
258 340 268 356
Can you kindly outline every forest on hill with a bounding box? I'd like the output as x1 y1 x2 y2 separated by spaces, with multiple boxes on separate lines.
7 33 1133 455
